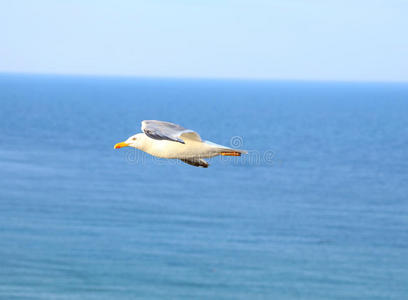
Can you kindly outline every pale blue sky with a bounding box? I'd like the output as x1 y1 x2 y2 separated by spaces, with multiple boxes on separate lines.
1 0 407 81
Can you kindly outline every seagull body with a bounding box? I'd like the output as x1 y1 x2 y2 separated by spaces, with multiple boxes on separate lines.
114 120 247 168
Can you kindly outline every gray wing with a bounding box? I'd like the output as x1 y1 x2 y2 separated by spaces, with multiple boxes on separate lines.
141 120 201 144
180 158 209 168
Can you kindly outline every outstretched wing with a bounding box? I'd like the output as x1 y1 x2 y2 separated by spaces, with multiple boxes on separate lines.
141 120 201 144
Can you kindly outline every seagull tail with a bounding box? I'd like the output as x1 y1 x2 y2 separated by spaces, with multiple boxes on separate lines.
205 141 248 156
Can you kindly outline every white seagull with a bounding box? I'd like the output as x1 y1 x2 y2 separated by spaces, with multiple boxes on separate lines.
114 120 247 168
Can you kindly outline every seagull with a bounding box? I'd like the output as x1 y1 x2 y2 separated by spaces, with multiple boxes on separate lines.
114 120 247 168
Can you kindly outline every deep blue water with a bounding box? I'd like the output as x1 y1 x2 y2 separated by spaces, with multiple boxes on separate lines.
0 74 407 299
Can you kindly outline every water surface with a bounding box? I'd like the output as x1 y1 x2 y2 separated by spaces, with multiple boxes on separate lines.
0 74 407 299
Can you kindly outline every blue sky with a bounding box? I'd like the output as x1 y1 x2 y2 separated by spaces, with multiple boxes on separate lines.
1 0 407 81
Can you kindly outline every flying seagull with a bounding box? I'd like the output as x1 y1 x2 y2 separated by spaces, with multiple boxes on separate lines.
114 120 247 168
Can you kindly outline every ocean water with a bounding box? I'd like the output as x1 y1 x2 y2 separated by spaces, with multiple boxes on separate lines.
0 74 407 299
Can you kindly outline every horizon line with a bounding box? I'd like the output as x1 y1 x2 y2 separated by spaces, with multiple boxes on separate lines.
1 71 408 85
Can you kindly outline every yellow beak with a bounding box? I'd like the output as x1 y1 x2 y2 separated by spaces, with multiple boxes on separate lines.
114 142 129 149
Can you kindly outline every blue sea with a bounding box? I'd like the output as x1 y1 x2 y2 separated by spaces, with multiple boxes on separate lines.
0 74 407 299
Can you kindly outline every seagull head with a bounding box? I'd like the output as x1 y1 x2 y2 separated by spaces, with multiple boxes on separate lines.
114 133 143 149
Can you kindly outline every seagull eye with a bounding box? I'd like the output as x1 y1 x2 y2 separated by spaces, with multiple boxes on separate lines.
132 137 137 141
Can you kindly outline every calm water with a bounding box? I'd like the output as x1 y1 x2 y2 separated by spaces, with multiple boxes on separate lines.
0 74 407 299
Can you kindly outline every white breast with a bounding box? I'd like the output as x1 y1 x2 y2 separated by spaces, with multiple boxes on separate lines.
140 135 217 159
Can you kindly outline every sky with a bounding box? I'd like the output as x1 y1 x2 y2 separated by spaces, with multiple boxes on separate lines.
1 0 407 82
